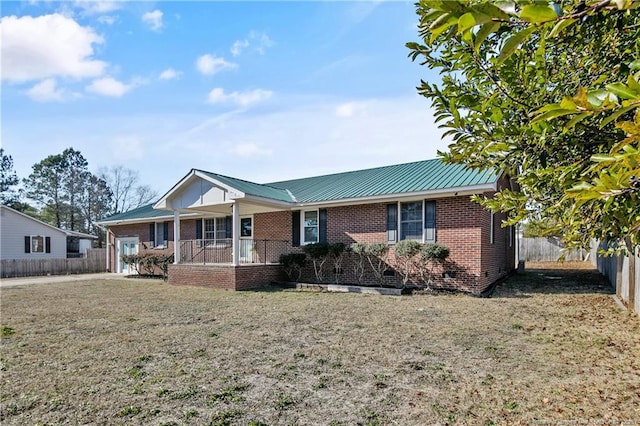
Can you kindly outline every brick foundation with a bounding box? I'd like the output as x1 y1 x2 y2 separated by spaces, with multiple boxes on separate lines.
167 263 285 290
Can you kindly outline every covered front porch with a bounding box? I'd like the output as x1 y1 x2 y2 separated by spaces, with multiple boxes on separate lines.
154 169 296 289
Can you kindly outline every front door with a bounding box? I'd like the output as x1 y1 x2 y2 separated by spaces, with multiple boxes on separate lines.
240 216 253 262
116 238 139 273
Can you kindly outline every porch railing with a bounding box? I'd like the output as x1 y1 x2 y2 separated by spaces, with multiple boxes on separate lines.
179 239 290 265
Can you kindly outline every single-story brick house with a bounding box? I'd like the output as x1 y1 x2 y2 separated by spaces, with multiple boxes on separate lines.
98 159 515 293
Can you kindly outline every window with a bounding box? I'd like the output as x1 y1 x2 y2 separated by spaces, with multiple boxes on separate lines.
302 210 318 244
241 217 252 237
400 201 423 241
200 217 230 246
150 222 169 248
31 236 44 253
24 235 51 254
387 200 436 244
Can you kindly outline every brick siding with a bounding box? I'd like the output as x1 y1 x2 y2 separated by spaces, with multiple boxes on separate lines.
108 190 515 294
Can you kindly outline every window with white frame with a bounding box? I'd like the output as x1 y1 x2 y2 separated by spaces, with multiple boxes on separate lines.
302 210 318 244
31 235 45 253
24 235 51 254
203 217 228 244
400 201 423 241
155 223 168 248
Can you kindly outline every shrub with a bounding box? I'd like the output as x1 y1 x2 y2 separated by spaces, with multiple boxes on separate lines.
350 243 367 285
365 243 390 286
419 243 450 287
327 242 346 284
393 240 422 287
302 243 330 283
278 253 307 282
120 253 173 279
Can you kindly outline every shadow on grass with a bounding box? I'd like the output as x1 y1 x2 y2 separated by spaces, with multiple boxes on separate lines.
494 266 614 298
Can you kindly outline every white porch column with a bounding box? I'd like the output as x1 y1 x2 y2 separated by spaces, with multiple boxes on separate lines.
173 210 181 264
232 202 240 266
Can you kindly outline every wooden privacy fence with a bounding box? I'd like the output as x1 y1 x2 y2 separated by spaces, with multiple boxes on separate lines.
591 241 639 317
519 237 588 262
1 248 106 278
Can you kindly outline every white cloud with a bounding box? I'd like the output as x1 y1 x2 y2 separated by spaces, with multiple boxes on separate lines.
142 9 163 32
74 1 122 15
196 54 236 76
230 31 274 57
336 101 368 118
230 39 249 57
85 76 133 97
0 13 107 83
207 88 273 107
97 15 117 25
26 78 65 102
159 68 182 81
230 143 273 158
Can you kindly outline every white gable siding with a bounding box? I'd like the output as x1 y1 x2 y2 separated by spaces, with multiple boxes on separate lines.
169 178 228 209
0 207 67 260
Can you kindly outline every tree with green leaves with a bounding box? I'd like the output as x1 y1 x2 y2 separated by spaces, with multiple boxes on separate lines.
408 0 640 253
0 148 20 206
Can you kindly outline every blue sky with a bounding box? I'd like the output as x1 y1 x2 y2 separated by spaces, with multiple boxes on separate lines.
1 0 447 195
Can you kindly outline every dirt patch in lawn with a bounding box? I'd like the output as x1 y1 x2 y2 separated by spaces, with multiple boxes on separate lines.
1 263 638 425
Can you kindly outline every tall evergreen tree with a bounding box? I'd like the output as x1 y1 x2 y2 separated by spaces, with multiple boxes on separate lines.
0 148 20 206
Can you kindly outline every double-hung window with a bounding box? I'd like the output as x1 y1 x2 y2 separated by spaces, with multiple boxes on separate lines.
387 200 436 244
201 217 230 246
303 210 318 244
400 201 423 241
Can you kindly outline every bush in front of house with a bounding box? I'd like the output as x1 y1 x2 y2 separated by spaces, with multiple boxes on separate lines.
393 240 423 287
419 243 450 288
121 253 174 280
302 243 330 283
365 242 390 286
327 242 346 284
278 253 307 282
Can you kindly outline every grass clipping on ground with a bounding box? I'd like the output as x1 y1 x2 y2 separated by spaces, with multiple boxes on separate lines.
1 262 639 425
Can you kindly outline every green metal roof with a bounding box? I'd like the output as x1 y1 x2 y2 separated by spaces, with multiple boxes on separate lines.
197 170 294 203
267 159 497 203
99 159 498 222
99 203 172 223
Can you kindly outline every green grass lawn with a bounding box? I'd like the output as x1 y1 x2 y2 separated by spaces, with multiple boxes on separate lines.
1 262 638 425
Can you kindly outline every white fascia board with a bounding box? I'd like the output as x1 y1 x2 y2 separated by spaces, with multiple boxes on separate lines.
153 169 197 210
193 171 245 199
97 212 200 226
294 183 497 208
241 194 296 208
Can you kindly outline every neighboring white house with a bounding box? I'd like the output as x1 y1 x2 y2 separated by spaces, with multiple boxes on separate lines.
0 205 96 260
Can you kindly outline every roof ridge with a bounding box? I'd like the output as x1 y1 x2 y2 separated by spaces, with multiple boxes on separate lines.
196 169 291 193
266 158 444 185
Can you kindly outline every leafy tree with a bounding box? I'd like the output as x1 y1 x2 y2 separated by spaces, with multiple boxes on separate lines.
408 0 640 253
0 148 20 206
98 165 158 214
